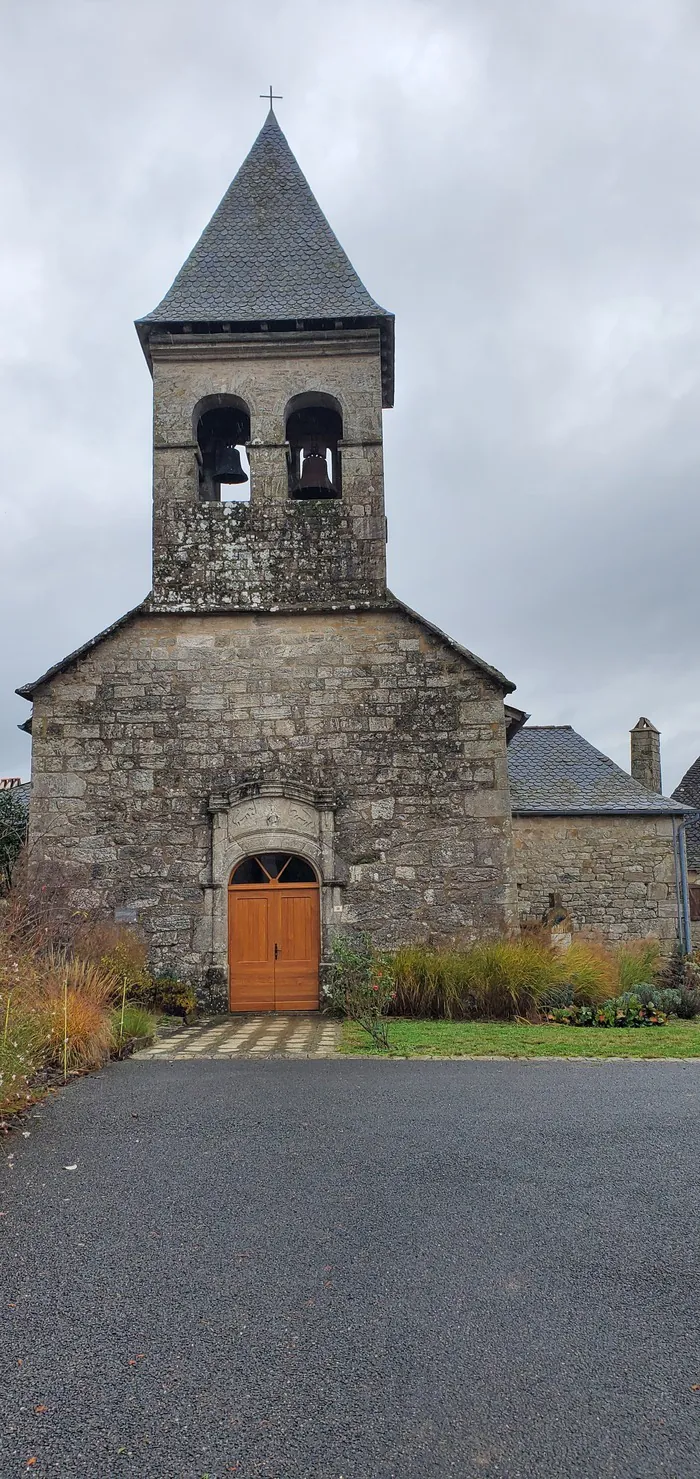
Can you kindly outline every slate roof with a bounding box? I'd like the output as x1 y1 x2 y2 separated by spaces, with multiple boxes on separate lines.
508 725 691 816
0 781 30 813
672 756 700 867
136 109 395 404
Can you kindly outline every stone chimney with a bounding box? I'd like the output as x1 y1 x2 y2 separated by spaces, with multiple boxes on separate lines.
630 717 662 793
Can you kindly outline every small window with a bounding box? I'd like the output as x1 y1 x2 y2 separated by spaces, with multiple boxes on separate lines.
231 856 269 884
229 853 317 885
689 884 700 922
278 855 316 883
256 852 292 880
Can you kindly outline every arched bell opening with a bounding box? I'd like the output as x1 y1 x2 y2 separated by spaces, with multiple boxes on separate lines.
195 397 252 503
285 395 343 500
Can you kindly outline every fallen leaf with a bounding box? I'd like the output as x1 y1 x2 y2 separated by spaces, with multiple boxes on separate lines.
34 1406 47 1415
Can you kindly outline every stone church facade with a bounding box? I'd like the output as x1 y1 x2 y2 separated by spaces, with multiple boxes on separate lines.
19 110 520 1010
18 112 693 1005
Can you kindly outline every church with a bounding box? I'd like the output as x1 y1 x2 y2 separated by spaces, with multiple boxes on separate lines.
17 110 692 1010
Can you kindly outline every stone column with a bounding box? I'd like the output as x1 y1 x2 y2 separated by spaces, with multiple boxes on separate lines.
247 442 289 503
630 717 662 793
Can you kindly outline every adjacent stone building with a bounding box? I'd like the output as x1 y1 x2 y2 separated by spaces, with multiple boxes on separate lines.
508 723 691 943
17 110 694 1004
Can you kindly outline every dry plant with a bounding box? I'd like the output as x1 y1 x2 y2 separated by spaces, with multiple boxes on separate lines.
30 952 120 1072
390 933 654 1020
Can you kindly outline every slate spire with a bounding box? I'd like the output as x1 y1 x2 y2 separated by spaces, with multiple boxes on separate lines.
137 110 394 400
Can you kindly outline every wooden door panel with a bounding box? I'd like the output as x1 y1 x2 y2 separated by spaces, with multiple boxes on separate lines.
229 892 274 1010
274 889 320 1010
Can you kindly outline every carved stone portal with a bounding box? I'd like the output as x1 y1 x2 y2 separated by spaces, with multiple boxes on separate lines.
198 781 343 1006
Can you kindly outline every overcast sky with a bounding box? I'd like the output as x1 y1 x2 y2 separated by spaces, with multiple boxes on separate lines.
1 0 699 792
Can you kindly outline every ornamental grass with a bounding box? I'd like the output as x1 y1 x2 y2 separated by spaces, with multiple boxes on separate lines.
0 881 160 1116
390 936 655 1021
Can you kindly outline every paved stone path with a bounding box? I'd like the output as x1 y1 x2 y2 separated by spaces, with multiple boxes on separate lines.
135 1012 341 1060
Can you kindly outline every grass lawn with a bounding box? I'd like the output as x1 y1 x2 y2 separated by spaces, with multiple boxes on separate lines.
339 1017 700 1059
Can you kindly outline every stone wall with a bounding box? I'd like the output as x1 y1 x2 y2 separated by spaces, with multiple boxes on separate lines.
28 607 516 1001
152 493 386 611
150 329 387 609
512 814 680 942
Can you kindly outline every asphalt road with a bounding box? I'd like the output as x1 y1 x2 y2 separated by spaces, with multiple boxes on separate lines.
3 1058 700 1478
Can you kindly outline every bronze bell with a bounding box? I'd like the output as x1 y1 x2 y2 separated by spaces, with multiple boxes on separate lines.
213 441 247 484
294 449 337 498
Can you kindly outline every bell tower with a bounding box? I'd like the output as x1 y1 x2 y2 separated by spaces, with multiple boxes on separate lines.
136 109 394 613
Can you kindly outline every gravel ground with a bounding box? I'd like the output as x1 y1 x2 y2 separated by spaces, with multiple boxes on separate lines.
2 1058 700 1478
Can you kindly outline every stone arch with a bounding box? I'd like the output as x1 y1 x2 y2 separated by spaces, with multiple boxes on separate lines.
193 393 252 502
201 783 344 1007
191 391 252 440
284 392 343 499
283 390 344 424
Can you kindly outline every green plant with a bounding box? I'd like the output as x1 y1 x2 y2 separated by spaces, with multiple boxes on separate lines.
323 934 395 1050
0 997 47 1116
616 939 662 992
148 975 198 1019
390 936 613 1022
111 1003 157 1048
0 789 28 895
547 994 667 1028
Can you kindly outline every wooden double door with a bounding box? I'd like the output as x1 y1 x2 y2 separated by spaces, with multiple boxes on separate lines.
228 852 320 1012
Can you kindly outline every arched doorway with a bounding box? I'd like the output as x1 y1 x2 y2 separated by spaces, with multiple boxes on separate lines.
228 853 320 1012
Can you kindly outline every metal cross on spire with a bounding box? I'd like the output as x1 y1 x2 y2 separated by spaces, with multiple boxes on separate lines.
260 86 282 109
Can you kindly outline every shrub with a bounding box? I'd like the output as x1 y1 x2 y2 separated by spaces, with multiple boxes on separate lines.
133 974 198 1019
611 986 699 1020
0 792 28 895
548 995 667 1028
324 934 395 1050
656 941 700 998
73 922 152 993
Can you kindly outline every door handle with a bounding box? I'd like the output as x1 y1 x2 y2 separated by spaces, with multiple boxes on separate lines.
274 943 279 960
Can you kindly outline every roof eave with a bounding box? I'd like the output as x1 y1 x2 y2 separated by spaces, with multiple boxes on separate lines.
388 592 516 693
135 310 395 406
511 805 694 818
16 599 149 700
